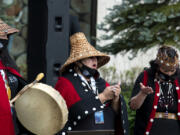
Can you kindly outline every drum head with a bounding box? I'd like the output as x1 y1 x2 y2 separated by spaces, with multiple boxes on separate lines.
15 83 68 135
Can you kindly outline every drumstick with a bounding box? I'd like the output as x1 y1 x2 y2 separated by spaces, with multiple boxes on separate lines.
10 73 44 104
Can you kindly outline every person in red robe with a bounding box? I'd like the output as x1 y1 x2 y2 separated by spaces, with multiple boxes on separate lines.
55 32 129 135
130 46 180 135
0 19 31 135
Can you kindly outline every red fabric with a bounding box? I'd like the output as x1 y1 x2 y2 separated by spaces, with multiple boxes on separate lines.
7 67 21 77
143 71 180 134
0 61 16 135
0 61 21 77
174 79 180 119
143 70 148 86
143 71 160 135
105 82 110 87
144 81 160 135
55 77 81 108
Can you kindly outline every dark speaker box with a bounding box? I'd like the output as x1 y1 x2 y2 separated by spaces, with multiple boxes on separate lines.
28 0 69 86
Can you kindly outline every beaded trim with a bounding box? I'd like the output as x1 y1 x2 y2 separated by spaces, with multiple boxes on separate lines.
143 71 180 135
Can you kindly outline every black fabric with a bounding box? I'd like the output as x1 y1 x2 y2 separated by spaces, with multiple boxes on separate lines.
79 63 99 78
57 70 129 135
119 95 129 135
131 68 180 135
0 48 19 71
157 82 178 113
157 70 178 82
131 69 156 135
6 71 20 99
0 39 8 52
6 71 34 135
150 119 180 135
72 107 116 131
0 42 4 51
0 38 19 71
64 71 115 129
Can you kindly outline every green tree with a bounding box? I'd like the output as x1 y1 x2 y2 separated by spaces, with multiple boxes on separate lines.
97 0 180 56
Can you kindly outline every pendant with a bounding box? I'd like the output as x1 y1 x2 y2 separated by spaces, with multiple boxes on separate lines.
164 105 168 118
164 111 168 118
94 111 104 124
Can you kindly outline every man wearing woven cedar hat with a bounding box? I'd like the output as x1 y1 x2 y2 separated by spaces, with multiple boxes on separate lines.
130 46 180 135
55 32 129 135
0 19 31 135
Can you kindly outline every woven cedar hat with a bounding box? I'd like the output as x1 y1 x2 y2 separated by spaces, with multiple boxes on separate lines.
0 19 19 40
60 32 110 72
155 45 179 71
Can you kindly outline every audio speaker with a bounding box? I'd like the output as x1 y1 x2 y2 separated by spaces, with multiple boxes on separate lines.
28 0 69 86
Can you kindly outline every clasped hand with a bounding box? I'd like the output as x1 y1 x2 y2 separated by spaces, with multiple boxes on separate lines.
99 83 121 103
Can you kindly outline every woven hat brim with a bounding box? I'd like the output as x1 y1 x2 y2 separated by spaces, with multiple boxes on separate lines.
0 28 19 39
60 32 110 73
60 52 110 73
0 19 19 40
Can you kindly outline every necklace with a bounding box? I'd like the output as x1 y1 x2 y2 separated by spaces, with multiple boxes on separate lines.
158 82 174 116
78 73 98 95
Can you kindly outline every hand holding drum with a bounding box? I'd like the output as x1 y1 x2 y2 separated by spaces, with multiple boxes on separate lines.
10 73 45 104
11 73 68 135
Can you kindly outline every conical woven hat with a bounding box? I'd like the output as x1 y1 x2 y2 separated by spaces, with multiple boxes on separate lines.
0 19 19 40
60 32 110 72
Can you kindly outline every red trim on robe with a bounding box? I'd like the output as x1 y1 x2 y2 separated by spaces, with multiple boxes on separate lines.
143 70 148 86
55 77 81 108
174 79 180 119
0 61 17 135
7 67 21 77
105 82 110 87
143 71 180 135
0 61 21 77
144 81 160 135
